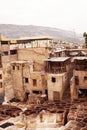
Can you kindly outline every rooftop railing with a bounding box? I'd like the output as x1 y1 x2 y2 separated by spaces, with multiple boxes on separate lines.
45 66 66 74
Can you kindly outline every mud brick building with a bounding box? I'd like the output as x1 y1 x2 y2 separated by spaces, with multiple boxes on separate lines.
11 60 47 101
0 35 87 103
10 36 53 101
44 57 71 101
70 57 87 101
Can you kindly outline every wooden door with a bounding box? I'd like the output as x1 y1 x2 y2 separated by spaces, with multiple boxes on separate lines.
53 91 60 100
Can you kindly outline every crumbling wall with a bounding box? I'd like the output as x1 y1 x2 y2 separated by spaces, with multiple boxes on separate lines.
17 48 50 71
0 69 4 95
11 64 25 101
70 77 78 101
47 73 68 101
10 55 17 61
3 63 14 102
74 70 87 89
29 72 45 94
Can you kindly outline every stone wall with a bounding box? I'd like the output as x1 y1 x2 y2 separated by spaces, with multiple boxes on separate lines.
2 63 14 102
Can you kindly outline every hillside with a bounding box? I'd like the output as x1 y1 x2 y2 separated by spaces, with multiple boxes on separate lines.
0 24 83 42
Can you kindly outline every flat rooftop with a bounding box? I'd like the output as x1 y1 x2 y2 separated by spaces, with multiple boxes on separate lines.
54 49 65 53
66 49 87 51
44 57 70 62
73 57 87 60
11 60 30 64
17 36 53 42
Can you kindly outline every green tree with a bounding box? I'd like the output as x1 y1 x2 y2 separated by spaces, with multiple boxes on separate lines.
83 32 87 48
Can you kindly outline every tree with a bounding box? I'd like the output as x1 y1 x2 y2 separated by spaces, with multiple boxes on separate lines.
83 32 87 48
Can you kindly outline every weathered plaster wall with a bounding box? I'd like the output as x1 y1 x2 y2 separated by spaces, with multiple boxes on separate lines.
11 65 25 101
70 77 78 101
74 70 87 89
47 73 68 101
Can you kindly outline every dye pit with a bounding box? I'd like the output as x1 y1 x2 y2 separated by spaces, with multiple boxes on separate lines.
0 97 87 130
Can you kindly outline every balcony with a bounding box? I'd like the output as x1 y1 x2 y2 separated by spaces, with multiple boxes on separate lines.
75 65 87 71
45 66 66 74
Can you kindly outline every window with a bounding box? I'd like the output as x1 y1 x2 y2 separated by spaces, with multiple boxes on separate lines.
13 66 19 70
16 66 19 70
0 63 2 68
75 76 79 85
53 91 60 100
1 41 8 45
0 82 2 88
84 76 87 80
33 90 41 94
0 74 2 79
2 51 9 56
13 66 15 70
10 50 17 55
25 78 29 83
52 77 56 83
33 79 37 86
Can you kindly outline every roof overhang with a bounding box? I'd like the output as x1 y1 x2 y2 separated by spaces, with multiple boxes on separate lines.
17 36 53 43
72 57 87 62
44 57 70 62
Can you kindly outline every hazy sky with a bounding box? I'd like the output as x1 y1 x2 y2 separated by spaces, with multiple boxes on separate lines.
0 0 87 33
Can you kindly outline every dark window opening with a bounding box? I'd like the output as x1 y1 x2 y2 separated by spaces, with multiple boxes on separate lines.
84 76 87 80
33 90 42 94
45 89 48 99
53 91 60 100
52 77 56 83
78 89 87 97
25 78 29 83
0 63 2 68
13 66 15 70
75 76 79 85
0 83 2 88
2 51 9 56
10 50 17 55
24 92 30 101
0 74 2 79
1 41 9 45
13 66 19 70
59 53 61 57
33 79 37 86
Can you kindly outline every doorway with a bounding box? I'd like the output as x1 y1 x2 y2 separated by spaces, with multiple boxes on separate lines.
53 91 60 101
24 92 30 101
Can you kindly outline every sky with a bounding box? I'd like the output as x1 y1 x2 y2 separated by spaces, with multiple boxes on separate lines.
0 0 87 33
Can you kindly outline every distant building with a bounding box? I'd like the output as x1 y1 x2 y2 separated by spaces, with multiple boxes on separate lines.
17 36 53 48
